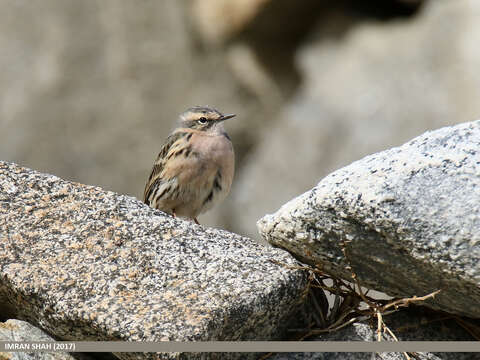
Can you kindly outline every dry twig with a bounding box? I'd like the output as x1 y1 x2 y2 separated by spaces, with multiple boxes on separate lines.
270 249 447 360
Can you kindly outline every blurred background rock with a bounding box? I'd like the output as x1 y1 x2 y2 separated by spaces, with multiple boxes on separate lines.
1 0 479 240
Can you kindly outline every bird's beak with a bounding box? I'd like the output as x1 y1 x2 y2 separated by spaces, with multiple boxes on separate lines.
219 114 236 122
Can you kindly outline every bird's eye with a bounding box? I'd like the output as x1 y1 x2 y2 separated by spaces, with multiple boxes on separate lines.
198 117 208 124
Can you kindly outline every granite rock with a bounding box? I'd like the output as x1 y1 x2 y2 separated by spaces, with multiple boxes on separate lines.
0 161 308 360
258 120 480 318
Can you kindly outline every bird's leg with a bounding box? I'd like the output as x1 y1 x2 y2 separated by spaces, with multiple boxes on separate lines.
194 218 200 225
172 209 177 218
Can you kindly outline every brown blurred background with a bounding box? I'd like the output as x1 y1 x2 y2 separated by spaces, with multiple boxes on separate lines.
1 0 480 240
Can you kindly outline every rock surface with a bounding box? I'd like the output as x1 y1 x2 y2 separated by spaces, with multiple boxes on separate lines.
0 161 307 360
258 120 480 318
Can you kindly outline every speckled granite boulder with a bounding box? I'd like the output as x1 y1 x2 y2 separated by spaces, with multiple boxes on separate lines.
258 120 480 318
0 319 78 360
0 161 307 360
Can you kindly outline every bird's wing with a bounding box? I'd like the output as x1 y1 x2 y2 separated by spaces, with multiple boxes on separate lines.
143 130 188 205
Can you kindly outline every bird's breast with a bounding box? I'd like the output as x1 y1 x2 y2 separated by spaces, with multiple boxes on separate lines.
193 133 233 165
191 132 234 188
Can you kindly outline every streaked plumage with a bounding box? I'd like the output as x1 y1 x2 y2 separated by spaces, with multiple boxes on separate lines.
143 106 235 223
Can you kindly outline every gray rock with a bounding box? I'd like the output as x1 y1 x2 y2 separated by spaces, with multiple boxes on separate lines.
270 308 477 360
0 161 307 360
0 319 77 360
258 120 480 318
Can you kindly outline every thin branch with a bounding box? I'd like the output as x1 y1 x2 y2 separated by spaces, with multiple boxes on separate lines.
380 290 441 312
376 310 383 341
271 252 443 350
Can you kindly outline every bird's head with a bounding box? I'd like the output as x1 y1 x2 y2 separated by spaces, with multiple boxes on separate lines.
179 106 235 133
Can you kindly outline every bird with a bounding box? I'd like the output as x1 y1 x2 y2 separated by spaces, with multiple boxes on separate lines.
143 106 235 224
